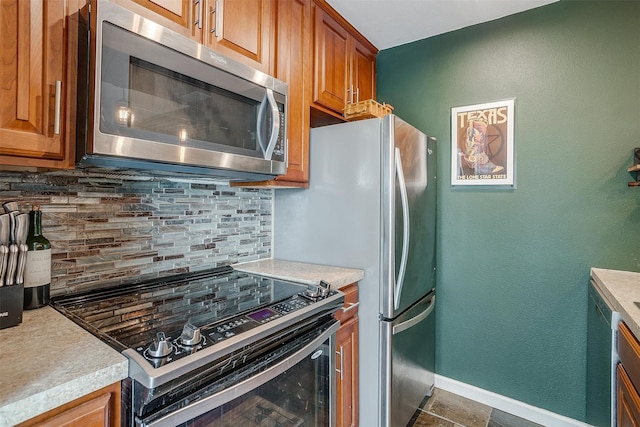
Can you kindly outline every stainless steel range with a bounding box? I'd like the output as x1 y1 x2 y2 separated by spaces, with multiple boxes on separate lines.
51 267 344 427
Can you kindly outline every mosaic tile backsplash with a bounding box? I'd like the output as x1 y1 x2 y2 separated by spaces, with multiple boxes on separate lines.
0 170 272 296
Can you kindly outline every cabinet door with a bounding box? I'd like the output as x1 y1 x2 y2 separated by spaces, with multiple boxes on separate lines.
231 0 311 188
336 315 359 427
335 284 359 427
132 0 190 28
0 0 70 167
110 0 193 37
30 394 111 427
312 5 349 114
119 0 274 73
618 364 640 427
350 37 375 104
312 2 377 118
272 0 311 186
16 382 121 427
204 0 274 73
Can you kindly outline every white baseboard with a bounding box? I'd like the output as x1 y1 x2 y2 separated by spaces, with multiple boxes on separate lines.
434 375 592 427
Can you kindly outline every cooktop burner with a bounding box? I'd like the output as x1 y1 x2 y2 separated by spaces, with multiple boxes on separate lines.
51 266 344 388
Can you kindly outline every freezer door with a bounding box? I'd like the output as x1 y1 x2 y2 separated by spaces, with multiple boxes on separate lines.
381 115 437 318
380 292 436 427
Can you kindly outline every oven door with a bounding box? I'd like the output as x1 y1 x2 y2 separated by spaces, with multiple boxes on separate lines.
138 321 338 427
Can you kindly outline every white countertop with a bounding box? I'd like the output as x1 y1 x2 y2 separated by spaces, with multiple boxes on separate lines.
591 268 640 338
233 259 364 289
0 306 128 427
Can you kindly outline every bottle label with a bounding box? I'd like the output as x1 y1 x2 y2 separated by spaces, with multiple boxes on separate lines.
24 249 52 288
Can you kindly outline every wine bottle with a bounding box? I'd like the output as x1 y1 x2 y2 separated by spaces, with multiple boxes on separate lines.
23 205 51 309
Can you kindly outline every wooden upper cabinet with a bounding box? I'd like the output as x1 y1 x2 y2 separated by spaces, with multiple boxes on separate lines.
236 0 377 188
128 0 274 74
313 6 349 114
0 0 74 169
270 0 311 187
203 0 274 73
132 0 190 28
232 0 311 188
312 1 377 118
351 37 375 104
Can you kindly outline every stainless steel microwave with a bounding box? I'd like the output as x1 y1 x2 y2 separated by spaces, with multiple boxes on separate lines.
76 0 287 180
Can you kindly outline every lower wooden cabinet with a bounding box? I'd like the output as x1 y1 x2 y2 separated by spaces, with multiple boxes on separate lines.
16 382 121 427
335 283 359 427
618 321 640 426
618 364 640 427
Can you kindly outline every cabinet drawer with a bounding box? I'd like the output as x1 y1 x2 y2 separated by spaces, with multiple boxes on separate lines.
335 283 358 323
618 363 640 426
618 321 640 390
16 382 121 427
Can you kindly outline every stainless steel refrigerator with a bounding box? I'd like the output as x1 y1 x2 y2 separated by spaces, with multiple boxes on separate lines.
274 115 437 427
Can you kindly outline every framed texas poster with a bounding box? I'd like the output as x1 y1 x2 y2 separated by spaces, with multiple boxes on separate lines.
451 99 515 187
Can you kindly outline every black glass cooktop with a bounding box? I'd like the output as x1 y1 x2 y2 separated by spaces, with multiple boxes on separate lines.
51 267 308 352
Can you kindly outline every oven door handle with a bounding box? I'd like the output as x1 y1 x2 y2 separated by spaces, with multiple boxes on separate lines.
139 320 340 427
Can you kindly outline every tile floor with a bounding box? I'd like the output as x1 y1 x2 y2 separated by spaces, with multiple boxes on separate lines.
407 389 544 427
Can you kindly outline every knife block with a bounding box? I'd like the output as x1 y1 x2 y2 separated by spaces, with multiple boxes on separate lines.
0 284 23 329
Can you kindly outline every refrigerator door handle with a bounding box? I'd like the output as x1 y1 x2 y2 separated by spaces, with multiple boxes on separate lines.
394 147 410 310
393 295 435 335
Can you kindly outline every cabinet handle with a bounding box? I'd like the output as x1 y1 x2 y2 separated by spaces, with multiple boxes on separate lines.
210 0 217 34
194 0 202 29
341 301 359 314
355 87 360 103
347 85 355 104
53 80 62 135
335 345 344 380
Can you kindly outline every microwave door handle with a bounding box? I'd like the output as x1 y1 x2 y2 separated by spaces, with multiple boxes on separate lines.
394 147 410 311
256 88 280 160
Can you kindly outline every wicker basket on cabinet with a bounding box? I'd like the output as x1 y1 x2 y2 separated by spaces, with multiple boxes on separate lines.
344 99 394 121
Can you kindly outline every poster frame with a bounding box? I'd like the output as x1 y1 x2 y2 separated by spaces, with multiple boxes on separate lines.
450 98 515 187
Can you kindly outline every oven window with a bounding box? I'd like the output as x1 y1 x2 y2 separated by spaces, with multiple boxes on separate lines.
178 339 332 427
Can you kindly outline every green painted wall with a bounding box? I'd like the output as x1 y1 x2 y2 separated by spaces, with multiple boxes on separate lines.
377 1 640 420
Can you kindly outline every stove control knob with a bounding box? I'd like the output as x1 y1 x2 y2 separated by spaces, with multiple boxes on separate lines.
318 280 330 297
148 332 173 358
179 323 202 347
305 284 321 299
305 281 331 299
